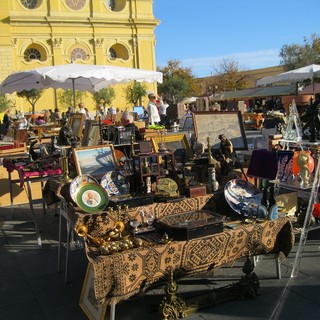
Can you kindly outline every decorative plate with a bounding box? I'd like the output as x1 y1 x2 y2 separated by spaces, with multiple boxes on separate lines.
224 179 262 217
70 174 99 202
75 183 109 214
100 171 130 197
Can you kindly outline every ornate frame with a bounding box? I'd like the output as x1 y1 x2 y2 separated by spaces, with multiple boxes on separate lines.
70 112 85 139
73 144 116 179
79 263 107 320
193 111 248 150
151 132 193 159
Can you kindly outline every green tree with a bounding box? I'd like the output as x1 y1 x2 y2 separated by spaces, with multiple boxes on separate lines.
279 33 320 71
16 89 43 114
92 87 115 107
0 94 13 113
212 59 251 92
58 89 87 110
124 81 147 107
157 60 201 103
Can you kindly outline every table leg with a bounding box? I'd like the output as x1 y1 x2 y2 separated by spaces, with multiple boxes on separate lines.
57 202 63 273
8 171 14 219
65 218 72 283
26 179 42 247
110 301 117 320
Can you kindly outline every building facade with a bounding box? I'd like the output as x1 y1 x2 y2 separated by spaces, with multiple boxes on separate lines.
197 65 286 97
0 0 159 113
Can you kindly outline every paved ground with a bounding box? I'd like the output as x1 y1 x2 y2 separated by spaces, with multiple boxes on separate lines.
1 202 320 320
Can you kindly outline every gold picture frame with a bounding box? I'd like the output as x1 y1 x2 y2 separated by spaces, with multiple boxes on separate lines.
82 120 100 146
151 133 193 159
80 263 107 320
73 144 116 179
193 111 248 150
70 112 85 139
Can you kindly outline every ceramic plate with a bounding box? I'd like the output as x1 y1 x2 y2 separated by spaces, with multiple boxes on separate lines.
69 175 99 202
100 171 130 197
224 179 262 217
75 183 109 214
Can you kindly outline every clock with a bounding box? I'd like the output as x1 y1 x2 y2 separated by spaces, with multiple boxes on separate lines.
65 0 86 10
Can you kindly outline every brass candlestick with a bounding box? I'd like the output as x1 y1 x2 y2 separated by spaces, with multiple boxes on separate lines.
59 147 72 183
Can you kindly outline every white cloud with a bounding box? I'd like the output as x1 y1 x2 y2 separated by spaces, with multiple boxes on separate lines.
180 49 281 77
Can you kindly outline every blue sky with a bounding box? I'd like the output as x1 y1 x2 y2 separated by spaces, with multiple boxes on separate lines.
153 0 320 78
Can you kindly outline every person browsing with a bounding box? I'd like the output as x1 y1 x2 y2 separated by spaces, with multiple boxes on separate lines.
147 93 161 125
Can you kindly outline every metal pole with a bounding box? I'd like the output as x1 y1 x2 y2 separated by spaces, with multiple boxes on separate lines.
72 79 76 113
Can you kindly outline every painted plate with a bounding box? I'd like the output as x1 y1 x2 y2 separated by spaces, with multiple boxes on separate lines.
100 171 130 197
224 179 262 217
69 174 99 202
75 183 109 214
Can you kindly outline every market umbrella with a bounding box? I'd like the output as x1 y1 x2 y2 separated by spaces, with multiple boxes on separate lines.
181 97 197 104
0 63 163 109
256 64 320 97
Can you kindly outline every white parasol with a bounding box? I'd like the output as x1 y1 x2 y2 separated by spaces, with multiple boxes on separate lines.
256 64 320 97
0 63 163 108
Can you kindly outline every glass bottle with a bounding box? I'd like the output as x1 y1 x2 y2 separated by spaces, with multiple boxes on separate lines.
211 167 219 192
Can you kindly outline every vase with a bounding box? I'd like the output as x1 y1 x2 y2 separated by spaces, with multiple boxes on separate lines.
276 150 294 182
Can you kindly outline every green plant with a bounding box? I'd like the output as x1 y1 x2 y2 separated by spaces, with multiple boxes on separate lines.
58 89 87 110
92 87 115 107
16 89 43 114
0 94 13 113
124 81 147 107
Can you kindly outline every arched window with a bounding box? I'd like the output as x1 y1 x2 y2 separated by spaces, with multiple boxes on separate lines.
71 48 89 61
65 0 86 10
108 44 129 61
24 48 41 61
21 0 39 9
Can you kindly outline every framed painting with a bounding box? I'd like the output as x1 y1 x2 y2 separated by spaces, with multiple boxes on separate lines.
151 133 193 159
80 263 107 320
73 144 116 179
82 120 100 147
70 113 85 139
193 111 248 150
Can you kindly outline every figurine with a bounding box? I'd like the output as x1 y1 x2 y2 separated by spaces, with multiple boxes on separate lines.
297 153 310 187
218 134 234 177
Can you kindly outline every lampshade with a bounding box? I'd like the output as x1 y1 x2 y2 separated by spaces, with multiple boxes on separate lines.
247 149 278 180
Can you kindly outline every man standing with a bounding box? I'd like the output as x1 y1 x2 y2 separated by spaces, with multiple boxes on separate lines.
159 99 169 126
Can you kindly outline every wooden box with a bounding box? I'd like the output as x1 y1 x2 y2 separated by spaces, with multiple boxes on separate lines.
156 210 224 240
185 185 206 198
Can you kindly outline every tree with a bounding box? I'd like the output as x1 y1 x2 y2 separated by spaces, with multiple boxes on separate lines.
212 59 251 92
157 60 201 103
58 89 87 111
279 33 320 71
92 87 115 107
123 81 147 107
16 89 43 114
0 94 13 113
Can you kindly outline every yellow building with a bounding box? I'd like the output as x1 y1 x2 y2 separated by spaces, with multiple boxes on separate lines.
0 0 159 113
